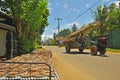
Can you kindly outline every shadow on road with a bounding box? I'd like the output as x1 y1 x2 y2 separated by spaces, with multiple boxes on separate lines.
62 51 109 57
97 54 109 57
62 51 90 55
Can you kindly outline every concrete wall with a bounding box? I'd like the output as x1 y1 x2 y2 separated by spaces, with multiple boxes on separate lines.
0 22 15 58
0 29 7 56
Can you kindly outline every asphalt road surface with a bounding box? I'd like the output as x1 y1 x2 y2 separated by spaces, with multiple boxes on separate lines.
44 46 120 80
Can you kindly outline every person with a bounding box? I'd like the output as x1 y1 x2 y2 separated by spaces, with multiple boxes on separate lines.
58 40 63 47
76 32 86 47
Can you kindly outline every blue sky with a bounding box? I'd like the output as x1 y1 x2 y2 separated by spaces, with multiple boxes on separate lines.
42 0 117 40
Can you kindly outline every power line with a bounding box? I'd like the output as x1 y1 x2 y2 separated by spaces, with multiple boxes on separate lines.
63 0 96 20
69 0 101 23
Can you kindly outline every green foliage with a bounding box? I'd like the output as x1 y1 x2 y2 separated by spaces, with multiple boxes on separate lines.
57 28 72 37
107 48 120 53
43 38 57 46
91 4 109 35
53 33 57 39
91 2 120 36
48 38 56 46
0 0 49 54
18 35 33 54
89 24 99 37
107 6 120 30
53 28 71 46
18 33 40 54
71 24 78 32
21 0 49 33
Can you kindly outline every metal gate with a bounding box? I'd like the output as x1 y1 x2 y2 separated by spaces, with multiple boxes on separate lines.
0 62 52 80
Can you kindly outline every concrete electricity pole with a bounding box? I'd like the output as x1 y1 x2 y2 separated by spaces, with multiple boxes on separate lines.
55 18 62 33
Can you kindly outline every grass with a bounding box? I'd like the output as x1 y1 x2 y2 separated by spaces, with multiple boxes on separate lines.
107 48 120 53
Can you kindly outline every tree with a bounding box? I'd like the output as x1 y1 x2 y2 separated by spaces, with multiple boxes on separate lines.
91 2 120 35
57 28 72 37
107 2 120 30
47 38 56 46
91 4 110 35
0 0 49 54
71 23 78 32
53 33 57 39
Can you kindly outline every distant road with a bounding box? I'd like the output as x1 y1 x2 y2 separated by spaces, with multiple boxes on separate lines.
44 46 120 80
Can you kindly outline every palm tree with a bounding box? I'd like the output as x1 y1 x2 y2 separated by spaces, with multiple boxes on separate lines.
91 4 109 35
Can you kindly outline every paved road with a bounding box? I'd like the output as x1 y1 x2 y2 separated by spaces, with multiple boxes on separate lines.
44 46 120 80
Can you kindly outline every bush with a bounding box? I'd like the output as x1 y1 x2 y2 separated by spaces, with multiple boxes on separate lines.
17 35 38 55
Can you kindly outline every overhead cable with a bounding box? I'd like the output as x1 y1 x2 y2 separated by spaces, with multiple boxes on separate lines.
69 0 101 23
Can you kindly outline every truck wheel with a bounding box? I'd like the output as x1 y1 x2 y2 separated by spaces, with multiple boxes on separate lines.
65 45 70 53
79 49 84 53
99 47 106 55
90 45 98 56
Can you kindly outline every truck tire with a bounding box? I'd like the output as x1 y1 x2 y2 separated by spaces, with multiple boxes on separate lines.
65 45 70 53
99 47 106 55
79 49 84 53
90 45 98 56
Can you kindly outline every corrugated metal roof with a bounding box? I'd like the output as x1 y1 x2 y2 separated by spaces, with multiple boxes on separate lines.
0 22 16 31
0 11 16 27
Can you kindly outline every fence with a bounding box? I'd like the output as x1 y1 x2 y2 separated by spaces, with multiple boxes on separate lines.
109 30 120 49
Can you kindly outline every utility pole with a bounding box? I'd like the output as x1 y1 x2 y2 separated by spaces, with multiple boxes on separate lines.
55 18 62 34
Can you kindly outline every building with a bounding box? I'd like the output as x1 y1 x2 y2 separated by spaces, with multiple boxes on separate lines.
0 12 16 59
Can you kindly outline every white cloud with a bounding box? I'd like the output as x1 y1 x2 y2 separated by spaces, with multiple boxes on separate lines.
48 3 52 6
86 4 90 7
73 8 80 13
73 8 77 12
45 27 50 31
41 35 53 41
48 7 53 11
56 2 59 6
48 2 53 14
47 7 53 14
67 8 72 13
67 22 79 27
64 4 68 9
52 29 58 33
76 9 80 13
61 22 80 29
115 1 120 8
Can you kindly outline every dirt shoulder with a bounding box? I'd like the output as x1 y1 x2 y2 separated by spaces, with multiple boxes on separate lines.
107 51 120 55
52 52 94 80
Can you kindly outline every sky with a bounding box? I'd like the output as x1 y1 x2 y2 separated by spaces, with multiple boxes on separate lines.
42 0 118 40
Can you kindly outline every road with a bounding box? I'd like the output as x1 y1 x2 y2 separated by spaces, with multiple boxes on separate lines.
44 46 120 80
